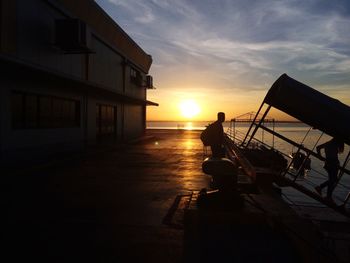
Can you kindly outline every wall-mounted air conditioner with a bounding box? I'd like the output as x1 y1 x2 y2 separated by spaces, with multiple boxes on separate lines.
55 19 94 54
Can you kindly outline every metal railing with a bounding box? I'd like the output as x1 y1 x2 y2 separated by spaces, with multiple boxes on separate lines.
226 117 350 213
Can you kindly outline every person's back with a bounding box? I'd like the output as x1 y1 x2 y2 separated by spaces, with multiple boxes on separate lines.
209 120 223 145
209 112 225 157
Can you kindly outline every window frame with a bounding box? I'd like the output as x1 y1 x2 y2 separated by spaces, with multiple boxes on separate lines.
130 67 142 86
11 91 81 130
96 103 116 137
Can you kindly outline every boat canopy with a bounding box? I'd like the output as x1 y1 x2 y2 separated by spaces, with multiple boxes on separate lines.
264 74 350 145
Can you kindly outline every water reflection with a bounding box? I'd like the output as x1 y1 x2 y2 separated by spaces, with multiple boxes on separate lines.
174 121 205 130
184 139 194 149
184 122 193 130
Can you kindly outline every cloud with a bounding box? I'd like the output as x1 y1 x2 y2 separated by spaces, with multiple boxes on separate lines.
99 0 350 99
107 0 155 23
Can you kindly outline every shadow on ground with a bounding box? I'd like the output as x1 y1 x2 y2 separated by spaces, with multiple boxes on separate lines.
2 130 208 262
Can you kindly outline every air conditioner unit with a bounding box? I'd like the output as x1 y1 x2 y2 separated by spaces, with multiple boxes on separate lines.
55 19 93 54
146 75 154 89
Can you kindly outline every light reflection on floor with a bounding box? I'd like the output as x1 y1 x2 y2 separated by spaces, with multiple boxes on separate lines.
140 129 210 193
174 131 210 191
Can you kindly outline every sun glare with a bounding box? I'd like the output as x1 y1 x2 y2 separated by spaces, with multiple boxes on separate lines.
179 100 200 119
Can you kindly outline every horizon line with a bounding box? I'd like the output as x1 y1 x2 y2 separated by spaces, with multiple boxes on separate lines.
146 120 302 123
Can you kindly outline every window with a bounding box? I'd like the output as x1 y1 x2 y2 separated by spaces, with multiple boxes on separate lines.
11 91 80 129
96 104 116 137
12 93 24 129
52 98 79 127
0 0 3 51
130 67 142 85
25 95 38 128
39 96 52 128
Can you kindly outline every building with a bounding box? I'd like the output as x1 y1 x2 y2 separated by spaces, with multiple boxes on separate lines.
0 0 157 166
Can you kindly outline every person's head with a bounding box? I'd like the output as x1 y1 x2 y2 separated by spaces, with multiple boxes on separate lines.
217 112 225 123
333 138 345 153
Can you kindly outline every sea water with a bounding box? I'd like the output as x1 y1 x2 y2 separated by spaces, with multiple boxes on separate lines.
147 121 350 208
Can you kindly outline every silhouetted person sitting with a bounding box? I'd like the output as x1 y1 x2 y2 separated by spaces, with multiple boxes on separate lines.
315 138 344 203
201 112 226 158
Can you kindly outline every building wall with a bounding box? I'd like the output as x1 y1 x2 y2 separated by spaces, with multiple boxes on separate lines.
89 35 147 100
14 0 147 100
0 79 7 162
0 0 17 54
56 0 152 73
0 0 154 166
1 78 85 165
0 77 130 165
89 35 123 93
16 0 85 79
123 104 144 140
125 66 147 99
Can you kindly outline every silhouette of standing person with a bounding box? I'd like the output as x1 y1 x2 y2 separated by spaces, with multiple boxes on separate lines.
210 112 225 158
315 138 344 202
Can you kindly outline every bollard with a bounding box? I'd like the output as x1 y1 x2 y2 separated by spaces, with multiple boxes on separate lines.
199 157 243 210
202 157 238 191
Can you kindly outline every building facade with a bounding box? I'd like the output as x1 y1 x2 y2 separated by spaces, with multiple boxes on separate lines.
0 0 157 166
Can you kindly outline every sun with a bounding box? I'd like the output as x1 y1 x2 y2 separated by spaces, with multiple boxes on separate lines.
179 100 200 119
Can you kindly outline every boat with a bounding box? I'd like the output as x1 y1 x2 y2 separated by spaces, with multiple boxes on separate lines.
184 74 350 262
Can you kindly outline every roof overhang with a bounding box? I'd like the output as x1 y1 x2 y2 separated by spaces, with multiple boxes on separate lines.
264 74 350 144
146 100 159 106
0 54 158 106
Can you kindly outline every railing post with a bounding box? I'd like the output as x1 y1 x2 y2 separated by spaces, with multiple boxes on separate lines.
293 132 323 180
245 105 271 148
241 102 265 146
336 150 350 189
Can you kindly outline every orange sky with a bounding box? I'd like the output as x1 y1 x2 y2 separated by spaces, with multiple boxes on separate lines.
146 77 295 122
95 0 350 122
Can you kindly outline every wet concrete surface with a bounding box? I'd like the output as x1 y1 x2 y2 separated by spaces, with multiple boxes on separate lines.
2 130 209 262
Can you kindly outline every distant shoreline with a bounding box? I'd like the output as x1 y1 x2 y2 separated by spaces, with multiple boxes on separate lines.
146 121 307 131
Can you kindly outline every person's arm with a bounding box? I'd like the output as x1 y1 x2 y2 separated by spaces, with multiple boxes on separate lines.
316 141 328 156
220 124 224 144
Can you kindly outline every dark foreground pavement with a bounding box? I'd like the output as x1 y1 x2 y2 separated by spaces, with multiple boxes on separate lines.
2 130 209 262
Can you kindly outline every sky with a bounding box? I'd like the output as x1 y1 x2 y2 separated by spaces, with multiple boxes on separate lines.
95 0 350 121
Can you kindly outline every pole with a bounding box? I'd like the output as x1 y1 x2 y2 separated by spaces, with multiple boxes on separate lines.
241 102 265 146
245 105 271 148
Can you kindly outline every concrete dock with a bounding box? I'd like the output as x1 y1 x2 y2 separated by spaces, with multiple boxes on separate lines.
3 129 350 262
3 130 209 262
